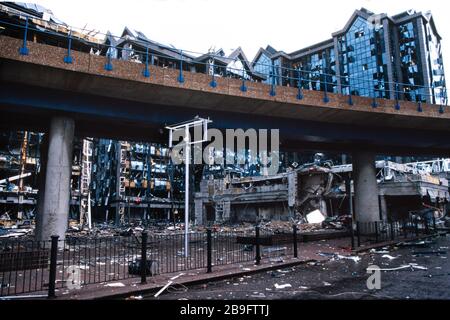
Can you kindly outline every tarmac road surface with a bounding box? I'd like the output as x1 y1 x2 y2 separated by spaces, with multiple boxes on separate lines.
146 234 450 300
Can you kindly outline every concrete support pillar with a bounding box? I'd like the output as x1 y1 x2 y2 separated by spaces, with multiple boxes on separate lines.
35 134 49 239
36 117 75 241
353 151 380 223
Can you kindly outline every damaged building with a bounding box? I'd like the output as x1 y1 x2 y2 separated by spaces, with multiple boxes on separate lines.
195 158 450 225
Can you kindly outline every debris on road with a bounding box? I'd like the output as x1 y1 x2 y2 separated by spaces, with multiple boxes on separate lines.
274 283 292 289
412 250 447 256
382 254 398 260
154 281 173 298
105 282 125 287
367 263 428 272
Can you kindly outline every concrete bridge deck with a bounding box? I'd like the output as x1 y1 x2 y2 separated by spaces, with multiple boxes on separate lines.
1 35 449 155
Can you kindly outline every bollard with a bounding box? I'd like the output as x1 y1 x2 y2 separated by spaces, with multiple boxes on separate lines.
48 235 59 299
255 226 261 265
141 231 148 284
207 229 212 273
293 225 298 258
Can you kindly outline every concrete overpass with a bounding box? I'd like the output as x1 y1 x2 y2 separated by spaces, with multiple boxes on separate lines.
1 35 449 239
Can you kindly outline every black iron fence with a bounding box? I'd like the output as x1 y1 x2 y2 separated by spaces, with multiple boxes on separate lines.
351 216 438 249
0 226 298 298
1 220 435 298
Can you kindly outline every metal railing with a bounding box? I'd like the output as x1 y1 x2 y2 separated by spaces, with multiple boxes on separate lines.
1 218 435 298
352 216 438 249
0 225 299 298
0 15 447 112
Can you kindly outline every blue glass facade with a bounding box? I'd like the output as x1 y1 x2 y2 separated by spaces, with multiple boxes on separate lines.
292 47 337 93
398 21 425 102
253 52 272 84
337 17 388 98
425 22 447 105
251 8 446 105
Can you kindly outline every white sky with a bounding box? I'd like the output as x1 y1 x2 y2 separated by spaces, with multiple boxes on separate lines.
28 0 449 68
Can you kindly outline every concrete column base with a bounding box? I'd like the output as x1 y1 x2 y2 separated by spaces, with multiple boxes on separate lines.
36 117 75 241
353 152 380 232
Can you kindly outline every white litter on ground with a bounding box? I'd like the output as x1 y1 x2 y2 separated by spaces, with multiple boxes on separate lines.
105 282 125 287
382 254 398 260
367 263 427 272
274 283 292 289
337 255 361 263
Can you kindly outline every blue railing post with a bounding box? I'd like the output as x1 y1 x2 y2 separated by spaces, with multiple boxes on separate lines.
323 73 329 103
143 47 150 78
417 93 423 112
347 77 354 106
178 50 184 84
372 80 378 108
63 30 73 64
439 88 445 114
104 45 113 71
240 63 247 92
209 59 217 88
270 66 276 97
19 16 29 55
297 70 303 100
395 83 400 110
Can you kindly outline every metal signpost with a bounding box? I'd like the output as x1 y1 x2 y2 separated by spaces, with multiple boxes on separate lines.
166 117 212 257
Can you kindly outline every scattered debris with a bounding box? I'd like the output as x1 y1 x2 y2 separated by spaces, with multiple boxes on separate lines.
318 252 360 263
370 249 391 254
306 210 326 224
170 273 185 281
412 250 447 256
367 264 428 272
336 255 361 263
398 240 436 248
250 293 266 298
381 254 398 260
105 282 125 287
154 281 173 298
274 283 292 289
